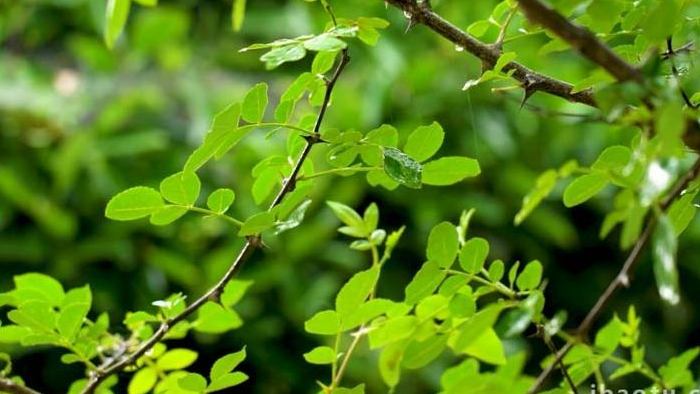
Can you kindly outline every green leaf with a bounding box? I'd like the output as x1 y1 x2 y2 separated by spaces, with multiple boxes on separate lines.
422 157 480 186
207 188 236 214
260 45 306 69
303 346 336 364
207 372 248 392
178 373 207 392
368 316 417 348
311 51 338 74
594 316 624 353
515 260 543 291
403 122 444 162
515 170 558 225
378 342 404 388
667 190 698 236
427 222 459 268
128 367 157 394
231 0 246 31
14 273 65 306
404 261 446 305
641 0 679 42
159 171 201 206
58 285 91 340
150 206 187 226
357 17 389 46
238 211 275 236
221 280 253 307
459 237 490 274
563 173 608 207
451 305 504 352
241 83 268 123
508 261 520 288
184 103 243 172
655 102 685 156
499 291 543 337
334 384 366 394
327 201 367 237
157 349 198 370
104 0 131 49
105 187 164 221
402 335 448 369
652 214 680 305
364 124 398 147
659 348 700 388
194 302 242 334
341 298 396 330
468 20 491 37
461 328 505 365
304 310 341 335
211 347 246 380
336 266 379 317
303 34 347 52
0 325 30 343
363 203 379 233
591 145 632 171
488 260 505 282
275 199 311 234
383 147 422 188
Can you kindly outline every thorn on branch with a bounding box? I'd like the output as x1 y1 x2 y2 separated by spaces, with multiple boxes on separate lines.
208 288 222 304
246 235 264 249
520 78 537 108
303 133 322 145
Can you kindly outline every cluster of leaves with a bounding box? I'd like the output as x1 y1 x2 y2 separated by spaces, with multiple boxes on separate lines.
0 271 251 393
516 115 699 305
302 205 700 394
0 2 487 391
543 307 699 394
5 0 700 393
303 206 547 392
241 17 389 69
126 345 247 394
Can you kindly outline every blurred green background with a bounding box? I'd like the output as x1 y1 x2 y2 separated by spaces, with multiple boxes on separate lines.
2 0 700 392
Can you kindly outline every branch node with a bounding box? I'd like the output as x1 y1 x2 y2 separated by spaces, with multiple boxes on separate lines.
618 273 630 288
246 234 264 249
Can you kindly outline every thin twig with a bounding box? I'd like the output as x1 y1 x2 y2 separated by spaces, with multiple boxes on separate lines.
80 49 351 394
383 0 596 106
494 6 518 50
0 379 41 394
528 157 700 393
330 328 365 391
666 37 697 109
542 334 577 393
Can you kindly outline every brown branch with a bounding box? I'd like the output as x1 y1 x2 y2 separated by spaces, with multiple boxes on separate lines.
517 0 642 83
384 0 596 107
528 157 700 393
0 378 42 394
80 49 351 394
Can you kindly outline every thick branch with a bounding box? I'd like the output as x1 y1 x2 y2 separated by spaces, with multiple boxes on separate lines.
528 157 700 393
517 0 642 82
80 50 351 394
0 378 41 394
384 0 596 107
